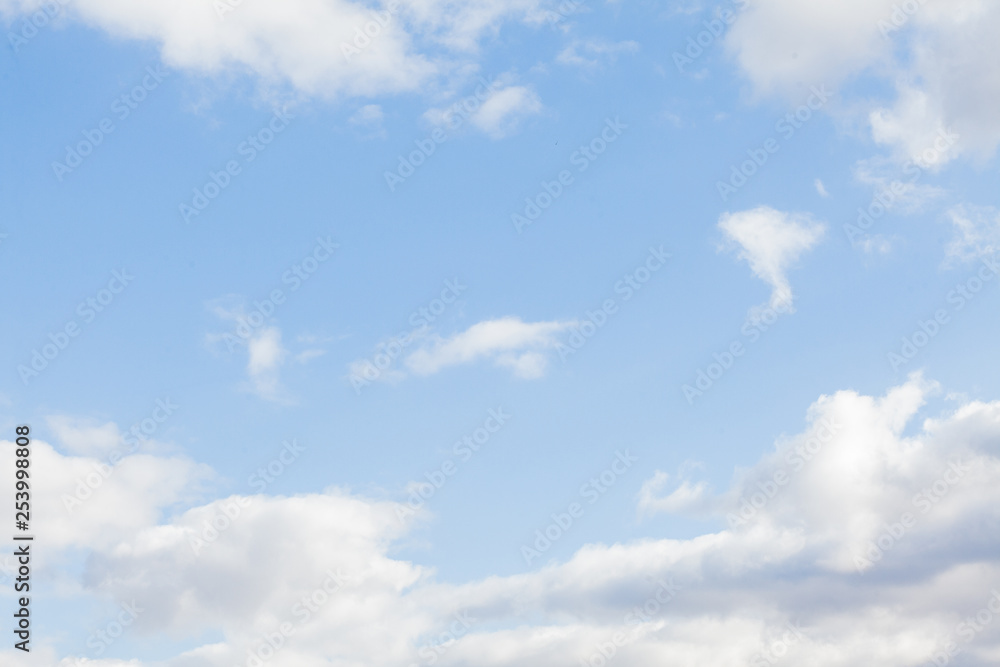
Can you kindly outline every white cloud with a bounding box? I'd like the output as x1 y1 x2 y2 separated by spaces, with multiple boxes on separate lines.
718 206 825 313
0 0 555 102
348 103 386 138
944 204 1000 265
8 376 1000 665
556 39 639 68
245 326 289 402
46 415 121 457
469 86 543 139
637 469 709 517
813 178 829 197
724 0 1000 166
851 155 947 214
404 316 574 378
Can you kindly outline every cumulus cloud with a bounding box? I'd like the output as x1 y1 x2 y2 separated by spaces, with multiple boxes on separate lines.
0 0 555 102
6 376 1000 665
718 206 825 313
724 0 1000 166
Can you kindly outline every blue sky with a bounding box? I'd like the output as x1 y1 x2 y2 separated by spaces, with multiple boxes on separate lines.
2 0 1000 665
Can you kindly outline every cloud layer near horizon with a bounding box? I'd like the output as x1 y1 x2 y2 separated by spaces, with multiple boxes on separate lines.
6 375 1000 666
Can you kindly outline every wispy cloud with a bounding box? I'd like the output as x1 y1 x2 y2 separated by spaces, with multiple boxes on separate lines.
944 204 1000 265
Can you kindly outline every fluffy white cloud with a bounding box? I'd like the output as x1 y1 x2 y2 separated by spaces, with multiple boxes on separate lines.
0 0 554 102
718 206 825 312
5 376 1000 665
725 0 1000 166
